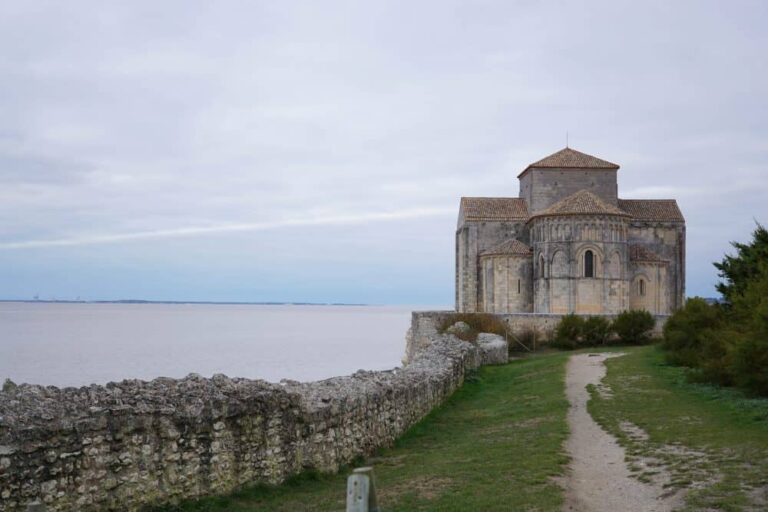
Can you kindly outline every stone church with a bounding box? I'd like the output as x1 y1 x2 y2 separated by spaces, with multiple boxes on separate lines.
456 147 685 315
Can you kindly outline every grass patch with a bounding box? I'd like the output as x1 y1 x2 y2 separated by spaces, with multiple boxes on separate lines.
588 345 768 511
154 354 572 512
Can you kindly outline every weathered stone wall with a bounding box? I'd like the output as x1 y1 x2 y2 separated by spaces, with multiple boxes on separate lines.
530 214 630 315
405 311 669 362
403 311 452 364
479 254 533 314
505 311 667 337
0 334 481 512
519 168 619 214
629 260 669 314
456 220 527 312
627 222 685 310
457 215 684 316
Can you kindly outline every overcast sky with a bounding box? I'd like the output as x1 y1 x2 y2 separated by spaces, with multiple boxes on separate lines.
0 1 765 304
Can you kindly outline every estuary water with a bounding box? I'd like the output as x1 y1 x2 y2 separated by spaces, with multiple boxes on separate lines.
0 302 439 388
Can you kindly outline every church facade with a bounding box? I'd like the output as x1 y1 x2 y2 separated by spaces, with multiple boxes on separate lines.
456 147 685 315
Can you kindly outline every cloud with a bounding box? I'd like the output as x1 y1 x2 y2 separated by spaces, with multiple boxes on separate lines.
0 207 453 250
0 1 765 300
0 152 93 185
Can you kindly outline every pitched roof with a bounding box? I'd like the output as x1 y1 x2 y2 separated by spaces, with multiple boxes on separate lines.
629 244 667 263
459 197 529 222
481 239 532 257
618 199 685 222
519 147 619 177
532 190 630 219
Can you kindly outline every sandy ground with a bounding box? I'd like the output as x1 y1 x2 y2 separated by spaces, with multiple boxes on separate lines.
561 353 684 512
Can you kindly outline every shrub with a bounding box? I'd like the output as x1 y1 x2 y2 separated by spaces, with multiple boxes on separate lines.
658 227 768 397
693 328 736 386
552 314 584 350
661 264 768 395
582 316 613 346
729 264 768 395
2 378 17 393
731 333 768 396
662 297 725 368
612 310 655 345
437 313 507 343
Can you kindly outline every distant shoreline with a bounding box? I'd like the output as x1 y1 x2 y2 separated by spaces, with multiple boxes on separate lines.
0 300 371 306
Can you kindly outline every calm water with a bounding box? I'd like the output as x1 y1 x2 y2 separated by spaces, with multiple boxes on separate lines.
0 303 439 388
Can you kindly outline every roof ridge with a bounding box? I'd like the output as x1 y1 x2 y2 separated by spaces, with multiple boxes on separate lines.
523 147 619 173
461 196 525 199
481 238 532 256
533 190 629 219
619 198 678 202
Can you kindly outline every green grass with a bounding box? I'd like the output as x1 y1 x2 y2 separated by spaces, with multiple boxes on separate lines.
154 354 572 512
588 346 768 511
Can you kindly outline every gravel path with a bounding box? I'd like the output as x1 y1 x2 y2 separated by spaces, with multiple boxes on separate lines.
562 353 683 512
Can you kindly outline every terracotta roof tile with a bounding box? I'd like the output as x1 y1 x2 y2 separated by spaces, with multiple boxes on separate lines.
481 239 532 257
520 147 619 177
532 190 630 219
459 197 529 222
618 199 685 222
629 244 667 263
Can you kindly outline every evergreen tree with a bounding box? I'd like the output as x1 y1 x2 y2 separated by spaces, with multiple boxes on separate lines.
714 223 768 307
729 262 768 395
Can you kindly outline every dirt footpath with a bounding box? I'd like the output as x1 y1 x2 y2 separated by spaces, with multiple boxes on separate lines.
561 353 683 512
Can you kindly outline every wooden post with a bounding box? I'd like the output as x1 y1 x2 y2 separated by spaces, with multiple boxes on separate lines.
346 466 379 512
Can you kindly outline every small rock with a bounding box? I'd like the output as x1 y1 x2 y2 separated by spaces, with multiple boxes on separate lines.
446 321 471 336
477 333 509 365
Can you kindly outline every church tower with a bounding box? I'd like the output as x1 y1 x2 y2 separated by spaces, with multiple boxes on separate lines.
518 147 619 214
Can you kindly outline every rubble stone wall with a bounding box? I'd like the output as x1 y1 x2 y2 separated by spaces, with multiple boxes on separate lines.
0 335 480 512
404 310 669 363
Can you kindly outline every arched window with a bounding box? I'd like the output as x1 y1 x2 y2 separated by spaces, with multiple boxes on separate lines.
639 278 646 296
584 250 594 278
538 254 546 278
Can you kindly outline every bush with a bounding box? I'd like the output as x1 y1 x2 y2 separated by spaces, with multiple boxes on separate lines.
662 297 725 368
729 265 768 395
694 328 736 386
661 264 768 395
552 314 584 350
612 310 655 345
437 313 507 343
658 226 768 397
551 315 615 350
731 334 768 395
2 378 17 393
582 316 613 346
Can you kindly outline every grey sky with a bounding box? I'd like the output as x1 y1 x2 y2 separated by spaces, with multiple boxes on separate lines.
0 1 766 303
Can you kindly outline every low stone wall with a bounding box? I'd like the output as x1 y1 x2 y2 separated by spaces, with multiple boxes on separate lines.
0 336 481 511
404 310 669 362
499 313 668 338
